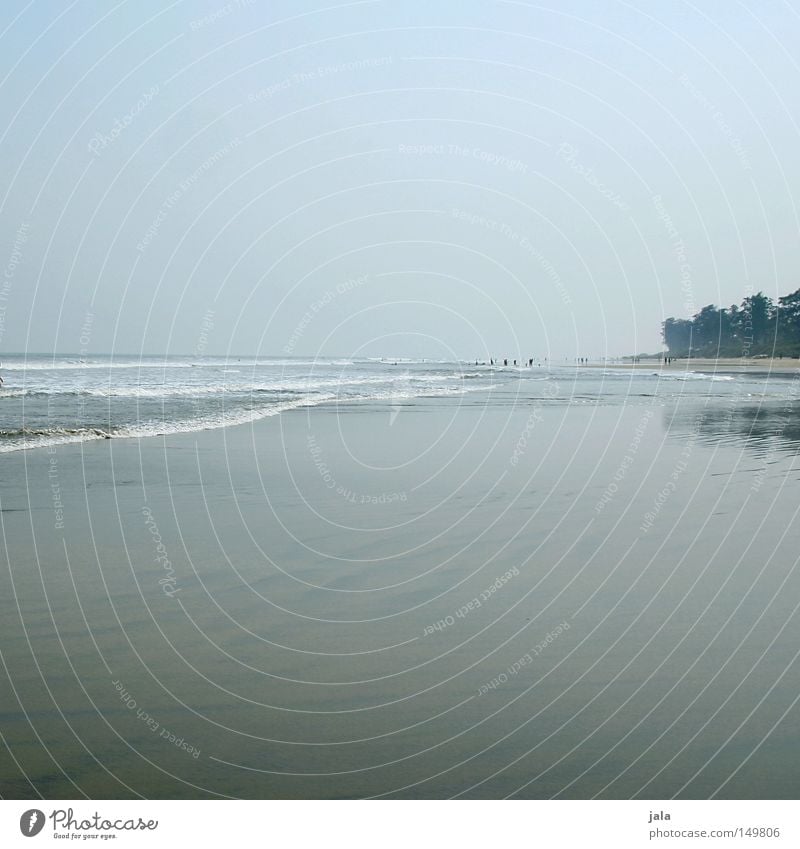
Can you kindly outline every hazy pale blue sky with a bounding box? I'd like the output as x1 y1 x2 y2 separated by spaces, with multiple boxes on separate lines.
1 0 798 359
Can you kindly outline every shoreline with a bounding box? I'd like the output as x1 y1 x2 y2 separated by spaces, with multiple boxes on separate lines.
589 357 800 374
4 358 799 456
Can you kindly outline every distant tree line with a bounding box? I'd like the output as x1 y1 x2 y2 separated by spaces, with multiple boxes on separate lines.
662 289 800 358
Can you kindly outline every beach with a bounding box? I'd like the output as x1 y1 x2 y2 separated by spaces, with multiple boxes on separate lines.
588 358 800 375
2 371 799 799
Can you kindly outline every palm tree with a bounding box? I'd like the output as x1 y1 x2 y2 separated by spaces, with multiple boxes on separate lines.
778 288 800 346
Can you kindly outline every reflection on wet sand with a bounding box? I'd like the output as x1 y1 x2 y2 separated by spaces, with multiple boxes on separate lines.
664 400 800 458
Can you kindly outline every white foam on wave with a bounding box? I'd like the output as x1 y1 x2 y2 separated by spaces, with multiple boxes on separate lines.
0 380 492 453
0 356 362 371
597 368 736 382
668 372 736 382
4 371 480 399
2 360 196 371
0 393 338 452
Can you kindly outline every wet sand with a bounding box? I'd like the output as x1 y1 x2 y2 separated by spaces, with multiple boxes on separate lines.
590 358 800 374
2 387 799 798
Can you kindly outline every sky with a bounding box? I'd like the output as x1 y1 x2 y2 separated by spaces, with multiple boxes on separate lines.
1 0 799 360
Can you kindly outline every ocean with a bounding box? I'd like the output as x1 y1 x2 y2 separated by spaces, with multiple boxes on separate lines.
1 354 793 455
3 356 800 799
